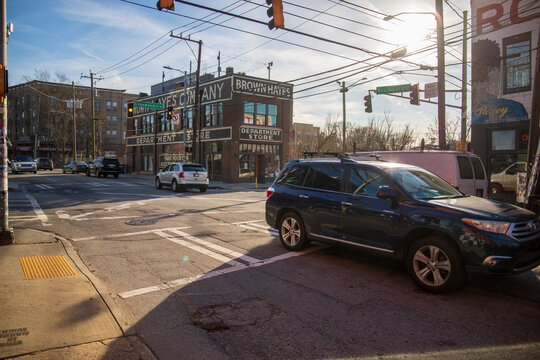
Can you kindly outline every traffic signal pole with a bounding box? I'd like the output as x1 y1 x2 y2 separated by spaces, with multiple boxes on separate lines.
0 0 13 244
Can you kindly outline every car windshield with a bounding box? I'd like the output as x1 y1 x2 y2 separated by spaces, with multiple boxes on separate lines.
388 167 465 200
15 156 33 162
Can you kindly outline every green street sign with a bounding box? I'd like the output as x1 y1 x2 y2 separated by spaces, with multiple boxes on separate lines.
376 84 411 95
134 101 164 110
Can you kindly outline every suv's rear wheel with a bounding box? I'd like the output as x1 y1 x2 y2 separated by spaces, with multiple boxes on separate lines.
155 177 162 189
407 236 465 293
278 212 310 251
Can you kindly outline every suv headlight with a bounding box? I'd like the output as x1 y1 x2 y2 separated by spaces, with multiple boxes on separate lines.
462 218 510 234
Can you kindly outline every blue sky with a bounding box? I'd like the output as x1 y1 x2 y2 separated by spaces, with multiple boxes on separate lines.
7 0 471 144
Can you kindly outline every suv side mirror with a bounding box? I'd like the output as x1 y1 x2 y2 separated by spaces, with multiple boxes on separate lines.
376 186 397 200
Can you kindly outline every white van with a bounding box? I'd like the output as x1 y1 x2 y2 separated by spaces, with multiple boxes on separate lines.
349 151 488 197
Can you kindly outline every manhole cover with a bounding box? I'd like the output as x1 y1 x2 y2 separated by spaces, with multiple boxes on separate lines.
177 209 200 215
125 218 158 226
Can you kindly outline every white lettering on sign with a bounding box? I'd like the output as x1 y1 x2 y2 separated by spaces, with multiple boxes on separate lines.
240 126 282 141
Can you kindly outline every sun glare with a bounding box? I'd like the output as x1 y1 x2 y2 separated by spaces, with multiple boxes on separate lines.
391 19 435 49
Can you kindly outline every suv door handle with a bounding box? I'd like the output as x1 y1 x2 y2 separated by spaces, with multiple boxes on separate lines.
341 201 353 206
299 194 309 199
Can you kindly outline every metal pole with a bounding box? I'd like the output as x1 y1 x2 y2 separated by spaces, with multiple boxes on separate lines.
0 0 13 243
436 0 446 150
90 72 95 159
183 71 187 162
339 82 348 153
461 10 468 143
154 110 158 175
195 40 202 164
72 81 77 161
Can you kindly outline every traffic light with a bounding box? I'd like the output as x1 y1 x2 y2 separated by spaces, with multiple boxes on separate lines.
127 103 134 118
266 0 284 30
410 84 419 105
156 0 174 11
364 94 372 113
167 106 173 121
519 129 529 150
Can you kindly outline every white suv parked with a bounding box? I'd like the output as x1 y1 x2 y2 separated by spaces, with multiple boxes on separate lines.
155 162 209 192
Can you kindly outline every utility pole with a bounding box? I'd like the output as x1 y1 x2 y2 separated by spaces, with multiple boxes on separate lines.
461 10 468 142
217 51 221 77
0 0 13 244
81 71 103 159
436 0 446 150
183 71 188 161
170 33 202 164
338 81 348 153
72 81 77 161
33 96 41 159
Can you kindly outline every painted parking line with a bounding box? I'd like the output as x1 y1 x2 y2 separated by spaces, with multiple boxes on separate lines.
72 226 191 241
118 245 324 299
25 193 51 227
232 220 279 236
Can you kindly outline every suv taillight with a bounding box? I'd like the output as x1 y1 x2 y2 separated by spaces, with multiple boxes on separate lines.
178 172 184 178
266 186 275 199
99 163 104 167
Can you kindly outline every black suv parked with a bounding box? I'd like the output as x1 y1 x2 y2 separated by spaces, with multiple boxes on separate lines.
86 157 120 178
35 158 53 171
265 157 540 293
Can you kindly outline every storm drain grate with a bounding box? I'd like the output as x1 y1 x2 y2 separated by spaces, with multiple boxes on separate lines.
20 256 77 280
125 218 158 226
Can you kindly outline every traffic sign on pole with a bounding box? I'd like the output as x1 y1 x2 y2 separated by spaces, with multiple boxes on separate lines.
134 101 164 110
424 82 438 99
376 84 410 95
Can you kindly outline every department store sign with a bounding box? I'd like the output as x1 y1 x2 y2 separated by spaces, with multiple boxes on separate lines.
126 127 232 146
233 75 293 100
240 126 282 142
132 78 233 116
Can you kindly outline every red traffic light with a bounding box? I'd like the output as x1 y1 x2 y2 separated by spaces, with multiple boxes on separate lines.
266 0 284 30
364 94 372 113
156 0 174 11
409 84 419 105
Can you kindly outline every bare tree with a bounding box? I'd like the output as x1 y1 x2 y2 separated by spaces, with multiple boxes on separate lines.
426 115 470 150
315 114 341 153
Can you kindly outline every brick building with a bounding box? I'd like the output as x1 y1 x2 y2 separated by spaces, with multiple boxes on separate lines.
7 80 138 165
126 68 294 183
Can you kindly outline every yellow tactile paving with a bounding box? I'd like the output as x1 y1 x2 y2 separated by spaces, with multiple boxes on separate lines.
19 256 77 280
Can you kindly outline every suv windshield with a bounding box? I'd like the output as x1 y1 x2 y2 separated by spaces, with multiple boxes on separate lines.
103 158 119 165
388 168 464 200
15 156 33 162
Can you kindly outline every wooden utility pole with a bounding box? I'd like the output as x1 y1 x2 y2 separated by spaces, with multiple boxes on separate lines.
72 81 77 161
461 11 468 142
0 0 13 243
436 0 446 150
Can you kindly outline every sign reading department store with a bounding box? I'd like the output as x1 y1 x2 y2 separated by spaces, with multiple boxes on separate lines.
126 127 232 146
131 75 293 116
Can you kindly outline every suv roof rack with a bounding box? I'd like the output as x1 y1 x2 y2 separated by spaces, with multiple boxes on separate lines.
302 152 351 159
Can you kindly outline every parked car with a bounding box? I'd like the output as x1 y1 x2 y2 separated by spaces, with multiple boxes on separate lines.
265 157 540 293
63 161 87 174
86 157 120 178
155 162 209 192
489 162 526 195
11 156 37 174
349 151 488 198
35 158 54 171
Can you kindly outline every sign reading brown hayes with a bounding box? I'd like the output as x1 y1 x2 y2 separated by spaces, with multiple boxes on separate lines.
240 126 282 142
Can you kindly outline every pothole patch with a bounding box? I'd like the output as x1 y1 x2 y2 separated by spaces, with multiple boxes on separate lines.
125 218 158 226
192 297 282 333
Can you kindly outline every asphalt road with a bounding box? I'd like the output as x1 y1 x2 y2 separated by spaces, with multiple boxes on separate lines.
7 170 540 360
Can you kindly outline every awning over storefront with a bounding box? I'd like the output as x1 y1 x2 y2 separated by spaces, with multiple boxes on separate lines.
472 97 528 125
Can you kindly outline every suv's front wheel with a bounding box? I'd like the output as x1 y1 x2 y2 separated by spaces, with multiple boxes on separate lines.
407 236 465 293
278 212 310 251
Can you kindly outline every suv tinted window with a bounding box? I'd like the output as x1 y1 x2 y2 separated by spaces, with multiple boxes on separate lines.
183 165 206 172
347 166 390 197
457 156 473 179
307 166 344 192
470 157 485 179
103 158 119 165
278 165 308 186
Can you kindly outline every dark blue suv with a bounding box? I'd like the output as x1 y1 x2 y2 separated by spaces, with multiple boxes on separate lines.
265 157 540 293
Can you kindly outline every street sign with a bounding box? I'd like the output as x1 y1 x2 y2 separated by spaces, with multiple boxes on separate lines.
171 113 180 125
424 82 438 99
376 84 410 95
134 101 163 110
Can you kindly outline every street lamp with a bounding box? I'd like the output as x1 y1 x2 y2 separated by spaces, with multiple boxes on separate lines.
384 2 446 150
163 65 189 161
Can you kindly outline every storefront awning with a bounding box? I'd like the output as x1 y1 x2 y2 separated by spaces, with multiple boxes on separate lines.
472 97 528 125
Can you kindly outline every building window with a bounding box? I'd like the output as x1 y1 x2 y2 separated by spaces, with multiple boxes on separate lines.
204 103 223 127
492 129 515 151
111 116 117 124
106 101 112 110
141 115 154 134
133 117 138 135
112 101 118 110
503 32 531 94
182 108 193 129
95 100 101 110
141 145 153 172
244 101 278 127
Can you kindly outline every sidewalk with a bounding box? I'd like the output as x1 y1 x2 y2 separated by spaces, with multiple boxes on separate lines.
0 230 156 359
